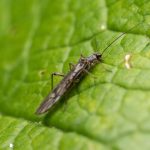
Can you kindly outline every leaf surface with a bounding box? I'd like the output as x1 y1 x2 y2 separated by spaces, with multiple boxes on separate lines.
0 0 150 149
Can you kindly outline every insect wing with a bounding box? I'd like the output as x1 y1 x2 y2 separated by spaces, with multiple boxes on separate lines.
36 92 60 114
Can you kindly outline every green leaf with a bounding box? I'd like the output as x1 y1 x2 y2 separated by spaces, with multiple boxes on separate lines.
0 0 150 149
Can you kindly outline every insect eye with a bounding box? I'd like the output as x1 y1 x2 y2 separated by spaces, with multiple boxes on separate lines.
96 54 101 61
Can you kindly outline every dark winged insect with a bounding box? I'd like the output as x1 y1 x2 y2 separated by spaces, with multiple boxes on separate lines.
36 24 140 115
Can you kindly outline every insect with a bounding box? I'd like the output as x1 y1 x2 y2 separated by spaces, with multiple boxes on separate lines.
36 24 140 115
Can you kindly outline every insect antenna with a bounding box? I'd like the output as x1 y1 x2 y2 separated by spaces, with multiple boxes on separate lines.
101 23 142 57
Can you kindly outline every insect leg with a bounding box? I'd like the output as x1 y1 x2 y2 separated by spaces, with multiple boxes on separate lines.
80 54 85 59
69 63 75 70
100 63 112 72
83 69 97 79
51 72 65 90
